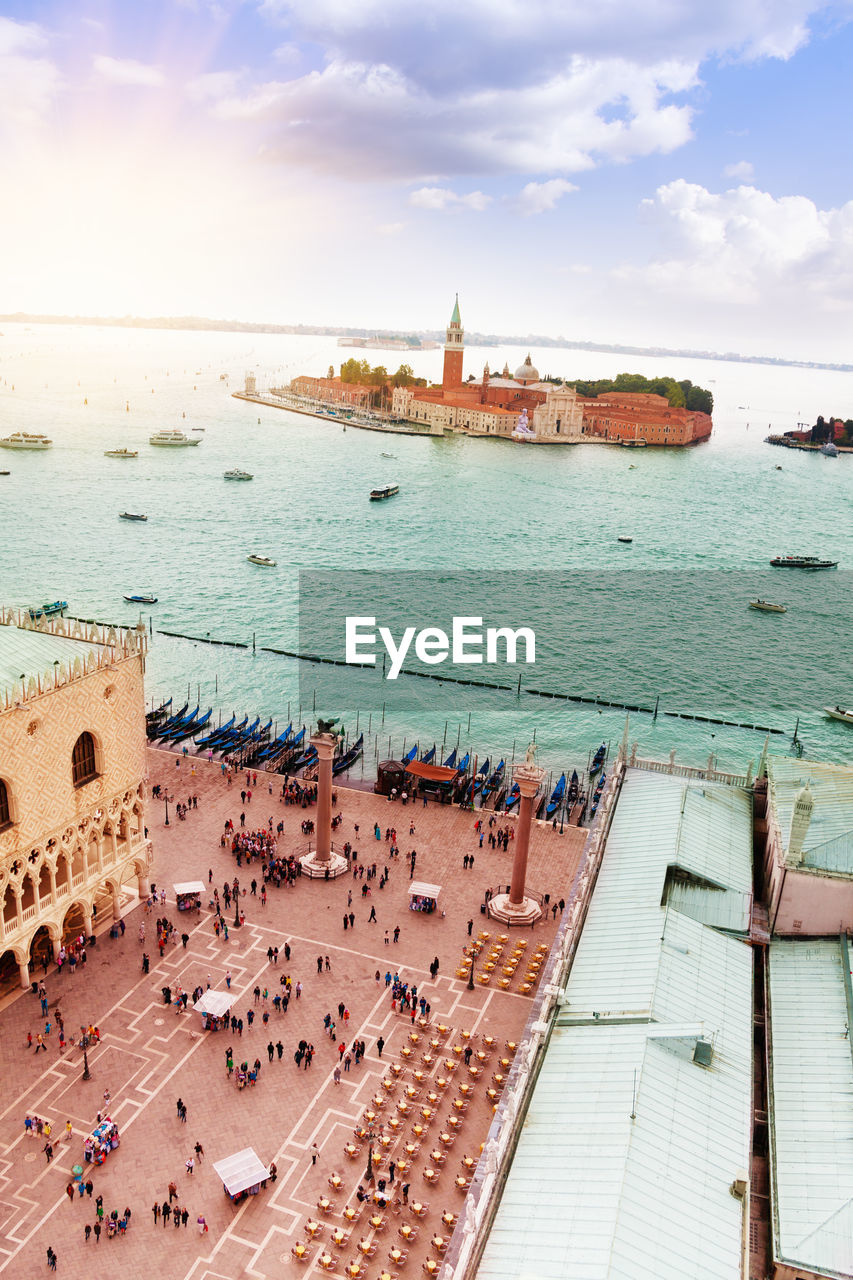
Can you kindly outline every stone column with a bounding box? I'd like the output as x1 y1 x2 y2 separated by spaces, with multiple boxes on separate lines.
137 871 150 899
488 762 544 926
18 958 30 990
299 732 348 880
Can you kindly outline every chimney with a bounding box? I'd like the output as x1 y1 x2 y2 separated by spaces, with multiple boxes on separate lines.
788 782 814 864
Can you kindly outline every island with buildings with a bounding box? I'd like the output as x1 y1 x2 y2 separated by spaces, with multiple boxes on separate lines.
237 297 714 447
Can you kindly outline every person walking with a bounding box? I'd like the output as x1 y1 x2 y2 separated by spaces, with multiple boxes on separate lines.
152 1202 160 1224
376 1035 385 1058
185 1156 194 1175
93 1222 101 1243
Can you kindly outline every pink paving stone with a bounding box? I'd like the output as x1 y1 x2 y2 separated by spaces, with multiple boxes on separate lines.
0 749 585 1279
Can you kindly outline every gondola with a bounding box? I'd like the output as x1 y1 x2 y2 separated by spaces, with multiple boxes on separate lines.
442 748 457 769
421 745 436 765
456 752 470 774
333 734 364 775
171 708 213 743
291 744 318 772
546 773 566 818
159 705 201 741
151 702 190 739
196 714 237 749
594 771 607 796
567 770 579 804
146 697 172 725
480 760 505 802
472 758 490 794
401 744 418 766
504 782 521 812
589 743 606 776
257 724 294 760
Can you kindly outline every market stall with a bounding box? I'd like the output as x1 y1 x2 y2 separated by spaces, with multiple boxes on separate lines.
173 881 206 912
84 1117 120 1165
212 1148 270 1204
408 880 442 914
193 989 234 1031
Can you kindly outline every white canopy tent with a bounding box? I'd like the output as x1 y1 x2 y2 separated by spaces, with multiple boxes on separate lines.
212 1147 270 1197
173 880 206 897
408 881 441 901
193 990 234 1019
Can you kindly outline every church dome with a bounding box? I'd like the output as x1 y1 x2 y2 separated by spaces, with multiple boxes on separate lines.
514 353 539 383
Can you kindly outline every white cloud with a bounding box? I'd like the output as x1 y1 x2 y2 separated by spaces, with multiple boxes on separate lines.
0 17 60 129
186 69 246 103
377 221 405 235
723 159 754 179
514 178 577 215
93 55 166 88
409 186 491 212
629 179 853 309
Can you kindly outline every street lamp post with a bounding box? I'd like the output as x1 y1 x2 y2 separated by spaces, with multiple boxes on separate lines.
364 1124 377 1183
164 793 171 826
468 952 475 990
80 1028 91 1081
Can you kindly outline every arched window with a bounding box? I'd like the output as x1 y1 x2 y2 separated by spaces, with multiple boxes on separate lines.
0 779 10 830
72 732 98 788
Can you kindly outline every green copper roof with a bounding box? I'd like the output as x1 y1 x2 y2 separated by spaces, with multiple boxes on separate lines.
450 294 461 326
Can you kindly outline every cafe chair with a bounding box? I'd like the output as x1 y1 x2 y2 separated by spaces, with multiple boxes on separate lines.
291 1241 310 1262
357 1238 377 1257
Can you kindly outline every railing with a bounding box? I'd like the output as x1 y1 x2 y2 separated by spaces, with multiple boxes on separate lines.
72 873 86 888
633 756 749 786
21 904 38 923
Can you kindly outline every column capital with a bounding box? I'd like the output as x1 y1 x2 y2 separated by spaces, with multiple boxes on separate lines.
310 732 338 761
512 762 545 798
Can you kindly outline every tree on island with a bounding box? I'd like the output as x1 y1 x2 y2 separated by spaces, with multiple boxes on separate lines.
339 358 424 406
568 371 713 414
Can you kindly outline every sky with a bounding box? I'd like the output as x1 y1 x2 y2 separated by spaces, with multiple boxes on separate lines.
2 0 853 360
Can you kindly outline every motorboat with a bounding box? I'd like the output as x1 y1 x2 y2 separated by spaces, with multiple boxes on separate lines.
149 429 201 446
0 470 9 475
617 536 633 544
770 555 838 569
104 448 138 458
749 600 787 613
824 706 853 725
0 432 52 449
124 594 158 604
620 439 647 448
224 469 253 481
820 441 839 456
29 600 67 619
247 554 276 567
191 427 205 432
370 483 399 501
119 512 148 521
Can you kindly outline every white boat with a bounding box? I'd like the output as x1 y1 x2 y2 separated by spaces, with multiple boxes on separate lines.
149 429 201 447
749 599 787 613
104 447 138 458
820 441 838 456
824 705 853 724
247 554 276 567
224 469 253 481
0 432 52 450
369 483 400 501
617 536 633 544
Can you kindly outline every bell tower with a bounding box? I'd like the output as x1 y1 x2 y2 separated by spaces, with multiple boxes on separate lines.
442 294 464 390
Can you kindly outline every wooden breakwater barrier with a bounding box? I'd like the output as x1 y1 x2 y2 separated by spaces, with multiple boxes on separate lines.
64 617 788 736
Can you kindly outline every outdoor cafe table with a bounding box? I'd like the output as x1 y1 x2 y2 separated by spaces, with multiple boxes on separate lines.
331 1228 347 1245
461 1155 476 1169
379 1134 392 1150
319 1254 334 1271
404 1143 418 1156
429 1149 445 1164
441 1211 456 1227
423 1168 438 1184
455 1176 468 1189
425 1260 440 1276
293 1242 308 1260
412 1124 425 1138
439 1131 453 1145
400 1223 415 1240
388 1117 401 1132
369 1214 385 1230
318 1197 332 1213
390 1246 406 1263
459 1083 472 1095
306 1220 322 1237
343 1206 359 1222
432 1235 447 1251
329 1175 343 1191
345 1263 363 1279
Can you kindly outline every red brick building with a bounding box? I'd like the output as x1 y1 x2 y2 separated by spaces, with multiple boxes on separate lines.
289 375 372 408
580 392 713 446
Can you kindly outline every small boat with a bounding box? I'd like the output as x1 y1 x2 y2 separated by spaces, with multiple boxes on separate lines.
333 734 364 775
824 706 853 725
370 483 399 501
381 453 396 458
0 470 9 475
456 752 470 774
247 554 276 567
119 512 147 521
589 743 606 775
401 744 419 767
504 783 520 812
28 600 67 619
104 448 138 458
442 748 458 769
146 697 172 725
421 745 436 765
620 439 647 448
546 773 566 819
124 593 157 604
749 600 786 613
567 770 579 804
149 429 201 446
770 555 838 569
820 441 839 456
617 536 633 544
192 427 206 432
0 432 52 449
224 469 253 481
197 714 237 748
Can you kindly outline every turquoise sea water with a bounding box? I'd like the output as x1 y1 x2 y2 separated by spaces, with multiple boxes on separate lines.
0 322 851 780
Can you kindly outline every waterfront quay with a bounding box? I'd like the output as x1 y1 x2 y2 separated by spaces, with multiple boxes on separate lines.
232 389 439 438
0 747 584 1279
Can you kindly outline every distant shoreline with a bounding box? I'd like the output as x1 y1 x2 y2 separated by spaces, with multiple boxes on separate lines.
1 312 851 374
